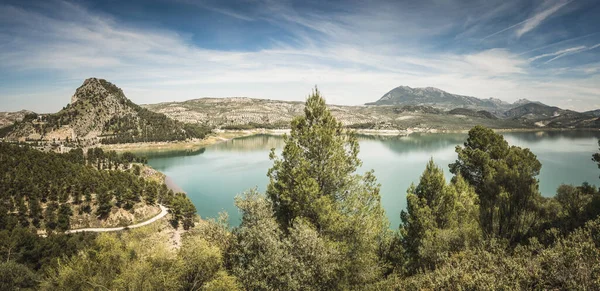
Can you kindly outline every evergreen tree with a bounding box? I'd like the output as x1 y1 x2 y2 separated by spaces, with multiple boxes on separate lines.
400 159 480 273
265 88 388 286
57 204 73 231
450 126 541 242
96 191 112 219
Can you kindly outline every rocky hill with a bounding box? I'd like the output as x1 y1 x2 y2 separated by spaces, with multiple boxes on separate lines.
365 86 543 115
2 78 210 144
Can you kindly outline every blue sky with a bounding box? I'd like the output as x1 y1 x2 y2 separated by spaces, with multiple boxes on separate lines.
1 0 599 112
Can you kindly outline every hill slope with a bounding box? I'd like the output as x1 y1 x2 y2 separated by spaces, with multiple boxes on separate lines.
143 97 527 131
3 78 210 144
366 86 543 114
504 103 600 128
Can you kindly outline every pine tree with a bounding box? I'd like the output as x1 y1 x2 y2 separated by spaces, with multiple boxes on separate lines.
400 159 480 273
450 126 541 242
265 88 388 286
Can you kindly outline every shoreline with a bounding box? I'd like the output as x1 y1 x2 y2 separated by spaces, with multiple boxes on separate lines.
98 127 600 153
165 176 186 194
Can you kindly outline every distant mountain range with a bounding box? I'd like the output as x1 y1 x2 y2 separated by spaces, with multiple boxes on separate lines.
366 85 543 114
1 80 599 142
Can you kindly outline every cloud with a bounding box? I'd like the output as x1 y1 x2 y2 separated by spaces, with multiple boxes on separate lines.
527 43 600 64
515 0 572 37
0 0 598 113
176 0 255 21
464 49 527 74
482 0 572 40
529 46 586 62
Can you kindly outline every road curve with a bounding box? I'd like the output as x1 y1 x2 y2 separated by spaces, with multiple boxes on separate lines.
66 204 168 234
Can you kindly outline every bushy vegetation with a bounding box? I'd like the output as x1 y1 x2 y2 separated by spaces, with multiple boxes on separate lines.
3 89 600 290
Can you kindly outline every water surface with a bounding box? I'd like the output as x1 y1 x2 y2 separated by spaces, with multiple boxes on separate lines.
147 131 600 228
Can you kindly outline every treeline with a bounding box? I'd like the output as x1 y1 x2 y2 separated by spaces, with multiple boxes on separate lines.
101 112 211 144
97 79 209 144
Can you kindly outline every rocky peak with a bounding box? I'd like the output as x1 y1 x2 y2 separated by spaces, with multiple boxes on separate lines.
71 78 125 105
513 98 533 106
487 97 509 105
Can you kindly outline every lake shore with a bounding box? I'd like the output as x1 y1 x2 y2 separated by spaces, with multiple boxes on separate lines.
99 127 599 153
103 127 598 153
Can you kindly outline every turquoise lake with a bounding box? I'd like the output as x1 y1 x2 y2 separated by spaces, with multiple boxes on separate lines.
147 131 600 228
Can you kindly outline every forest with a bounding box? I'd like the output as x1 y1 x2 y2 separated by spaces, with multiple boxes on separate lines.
3 90 600 290
99 79 211 144
0 143 197 289
100 109 212 144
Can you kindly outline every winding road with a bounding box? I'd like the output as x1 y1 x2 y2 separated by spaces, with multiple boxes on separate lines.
66 204 168 234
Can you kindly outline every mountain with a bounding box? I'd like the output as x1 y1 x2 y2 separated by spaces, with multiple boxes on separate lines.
448 108 497 119
0 109 34 128
584 109 600 117
513 98 544 106
366 86 544 114
504 103 600 128
503 103 569 119
2 78 210 144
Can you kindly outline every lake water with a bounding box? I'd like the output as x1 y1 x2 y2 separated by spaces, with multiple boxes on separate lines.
147 131 600 228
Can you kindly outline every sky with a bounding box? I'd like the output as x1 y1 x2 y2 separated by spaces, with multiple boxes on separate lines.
0 0 599 112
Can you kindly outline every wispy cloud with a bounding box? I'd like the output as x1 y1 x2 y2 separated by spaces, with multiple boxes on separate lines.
177 0 255 21
482 0 572 40
529 46 586 62
529 43 600 64
516 0 572 37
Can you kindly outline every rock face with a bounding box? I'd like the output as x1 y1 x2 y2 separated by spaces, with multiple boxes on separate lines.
366 86 543 115
67 78 138 139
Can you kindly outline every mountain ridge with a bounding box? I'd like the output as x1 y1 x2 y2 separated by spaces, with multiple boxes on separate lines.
366 85 548 114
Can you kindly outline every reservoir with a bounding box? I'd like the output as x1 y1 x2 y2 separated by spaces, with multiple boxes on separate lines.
147 131 600 228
